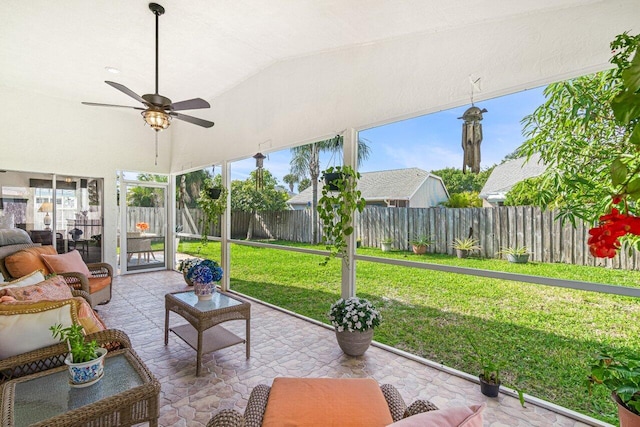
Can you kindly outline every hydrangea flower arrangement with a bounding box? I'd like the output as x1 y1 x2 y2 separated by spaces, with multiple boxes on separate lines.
328 297 381 333
179 258 223 285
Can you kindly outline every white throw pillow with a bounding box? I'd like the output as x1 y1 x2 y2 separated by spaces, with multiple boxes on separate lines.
0 270 45 289
0 299 79 359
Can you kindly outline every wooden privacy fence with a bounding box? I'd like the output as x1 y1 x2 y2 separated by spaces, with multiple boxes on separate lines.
136 206 640 270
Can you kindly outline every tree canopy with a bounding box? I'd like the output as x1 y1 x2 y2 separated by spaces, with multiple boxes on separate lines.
430 167 493 196
517 33 640 224
230 170 288 213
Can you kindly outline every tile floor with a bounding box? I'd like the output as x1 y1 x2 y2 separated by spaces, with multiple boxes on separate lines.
98 271 600 427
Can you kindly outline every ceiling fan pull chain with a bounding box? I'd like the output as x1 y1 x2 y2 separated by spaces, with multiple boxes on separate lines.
155 132 159 166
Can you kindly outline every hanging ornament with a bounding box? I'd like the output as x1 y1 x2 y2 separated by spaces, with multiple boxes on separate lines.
459 77 487 174
253 152 266 190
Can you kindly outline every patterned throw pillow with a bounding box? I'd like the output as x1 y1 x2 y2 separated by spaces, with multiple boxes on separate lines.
0 270 46 290
4 275 73 301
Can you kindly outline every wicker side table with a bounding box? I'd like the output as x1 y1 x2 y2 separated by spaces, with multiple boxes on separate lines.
0 348 160 427
165 290 251 376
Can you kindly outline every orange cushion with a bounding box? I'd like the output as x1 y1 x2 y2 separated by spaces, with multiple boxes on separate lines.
88 276 111 294
41 250 91 277
5 246 57 278
262 378 394 427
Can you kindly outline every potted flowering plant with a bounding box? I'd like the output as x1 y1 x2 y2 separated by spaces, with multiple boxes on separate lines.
328 297 382 356
135 222 149 233
179 258 223 300
50 323 107 387
197 178 227 245
588 348 640 426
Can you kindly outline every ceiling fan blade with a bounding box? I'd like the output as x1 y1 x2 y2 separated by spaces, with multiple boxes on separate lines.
82 102 144 110
105 81 147 105
170 98 210 111
170 112 215 128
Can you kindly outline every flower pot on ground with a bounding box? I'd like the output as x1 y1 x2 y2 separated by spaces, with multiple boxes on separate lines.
381 238 393 252
452 237 482 258
479 374 501 398
497 246 530 264
410 234 433 255
328 297 381 357
588 348 640 426
50 323 107 387
317 166 366 266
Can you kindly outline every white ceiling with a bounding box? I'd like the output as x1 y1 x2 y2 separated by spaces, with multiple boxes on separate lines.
1 0 638 175
2 0 600 105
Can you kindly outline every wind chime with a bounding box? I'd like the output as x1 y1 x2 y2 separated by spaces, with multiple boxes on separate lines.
253 152 267 190
458 77 487 174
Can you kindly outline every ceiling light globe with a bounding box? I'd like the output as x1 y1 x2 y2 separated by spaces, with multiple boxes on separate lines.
142 110 171 131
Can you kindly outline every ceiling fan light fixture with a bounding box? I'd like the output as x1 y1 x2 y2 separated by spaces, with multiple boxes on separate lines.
142 109 171 131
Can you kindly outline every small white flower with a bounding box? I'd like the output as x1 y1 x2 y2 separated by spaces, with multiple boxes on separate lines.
352 315 358 322
356 321 362 329
337 326 344 332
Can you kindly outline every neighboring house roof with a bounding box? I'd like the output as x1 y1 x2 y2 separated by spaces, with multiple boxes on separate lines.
287 167 446 205
480 153 546 200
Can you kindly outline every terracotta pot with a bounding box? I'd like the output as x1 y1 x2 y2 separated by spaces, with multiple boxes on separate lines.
613 392 640 427
479 374 500 398
412 245 427 255
335 328 374 356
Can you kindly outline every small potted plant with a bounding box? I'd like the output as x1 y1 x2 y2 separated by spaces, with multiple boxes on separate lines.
497 246 530 263
451 237 482 258
328 297 382 356
50 323 107 387
410 234 433 255
381 237 393 252
317 165 366 266
588 348 640 426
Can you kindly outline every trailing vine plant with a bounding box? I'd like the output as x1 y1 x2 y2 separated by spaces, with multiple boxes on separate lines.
317 165 366 266
196 177 228 247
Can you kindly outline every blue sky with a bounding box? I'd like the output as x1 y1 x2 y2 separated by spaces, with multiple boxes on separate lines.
230 85 547 189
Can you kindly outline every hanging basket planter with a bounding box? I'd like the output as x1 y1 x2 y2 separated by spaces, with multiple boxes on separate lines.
208 188 222 200
323 172 345 192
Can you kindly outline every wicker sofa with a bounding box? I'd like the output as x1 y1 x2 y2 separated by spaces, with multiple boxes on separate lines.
0 231 112 308
208 379 438 427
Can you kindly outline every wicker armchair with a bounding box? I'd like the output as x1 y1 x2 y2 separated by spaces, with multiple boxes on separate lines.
0 328 131 384
60 261 113 307
207 383 438 427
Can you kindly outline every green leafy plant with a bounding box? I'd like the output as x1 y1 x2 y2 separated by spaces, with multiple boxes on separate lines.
381 237 394 244
317 165 366 265
196 178 228 245
50 323 99 363
588 348 640 416
328 297 382 332
410 234 433 247
451 237 482 251
497 246 529 256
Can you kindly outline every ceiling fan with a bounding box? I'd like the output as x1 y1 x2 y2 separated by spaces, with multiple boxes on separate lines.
82 3 214 131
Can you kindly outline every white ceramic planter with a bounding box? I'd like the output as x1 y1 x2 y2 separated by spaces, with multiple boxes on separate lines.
65 347 107 388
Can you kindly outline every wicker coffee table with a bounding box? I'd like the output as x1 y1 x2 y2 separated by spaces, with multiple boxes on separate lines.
0 348 160 427
164 290 251 376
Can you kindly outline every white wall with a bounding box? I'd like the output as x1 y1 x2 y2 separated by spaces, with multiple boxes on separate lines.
170 0 637 172
0 85 174 270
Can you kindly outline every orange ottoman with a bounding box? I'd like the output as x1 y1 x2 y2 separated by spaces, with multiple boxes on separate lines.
262 377 394 427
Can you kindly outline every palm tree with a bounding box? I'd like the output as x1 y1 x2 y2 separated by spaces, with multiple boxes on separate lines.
289 136 370 243
282 174 298 193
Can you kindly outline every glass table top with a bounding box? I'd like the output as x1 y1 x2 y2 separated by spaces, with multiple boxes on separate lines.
172 290 242 312
12 353 144 427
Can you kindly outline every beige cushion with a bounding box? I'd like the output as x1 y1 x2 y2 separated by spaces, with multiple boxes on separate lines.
0 299 80 359
41 250 91 277
0 270 45 289
387 404 485 427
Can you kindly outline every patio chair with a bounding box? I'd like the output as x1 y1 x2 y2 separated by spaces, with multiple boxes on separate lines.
207 379 438 427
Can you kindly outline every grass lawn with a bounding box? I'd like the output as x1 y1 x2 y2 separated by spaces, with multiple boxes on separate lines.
179 240 640 424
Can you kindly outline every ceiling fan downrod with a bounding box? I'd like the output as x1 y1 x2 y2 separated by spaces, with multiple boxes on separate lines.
149 3 165 96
